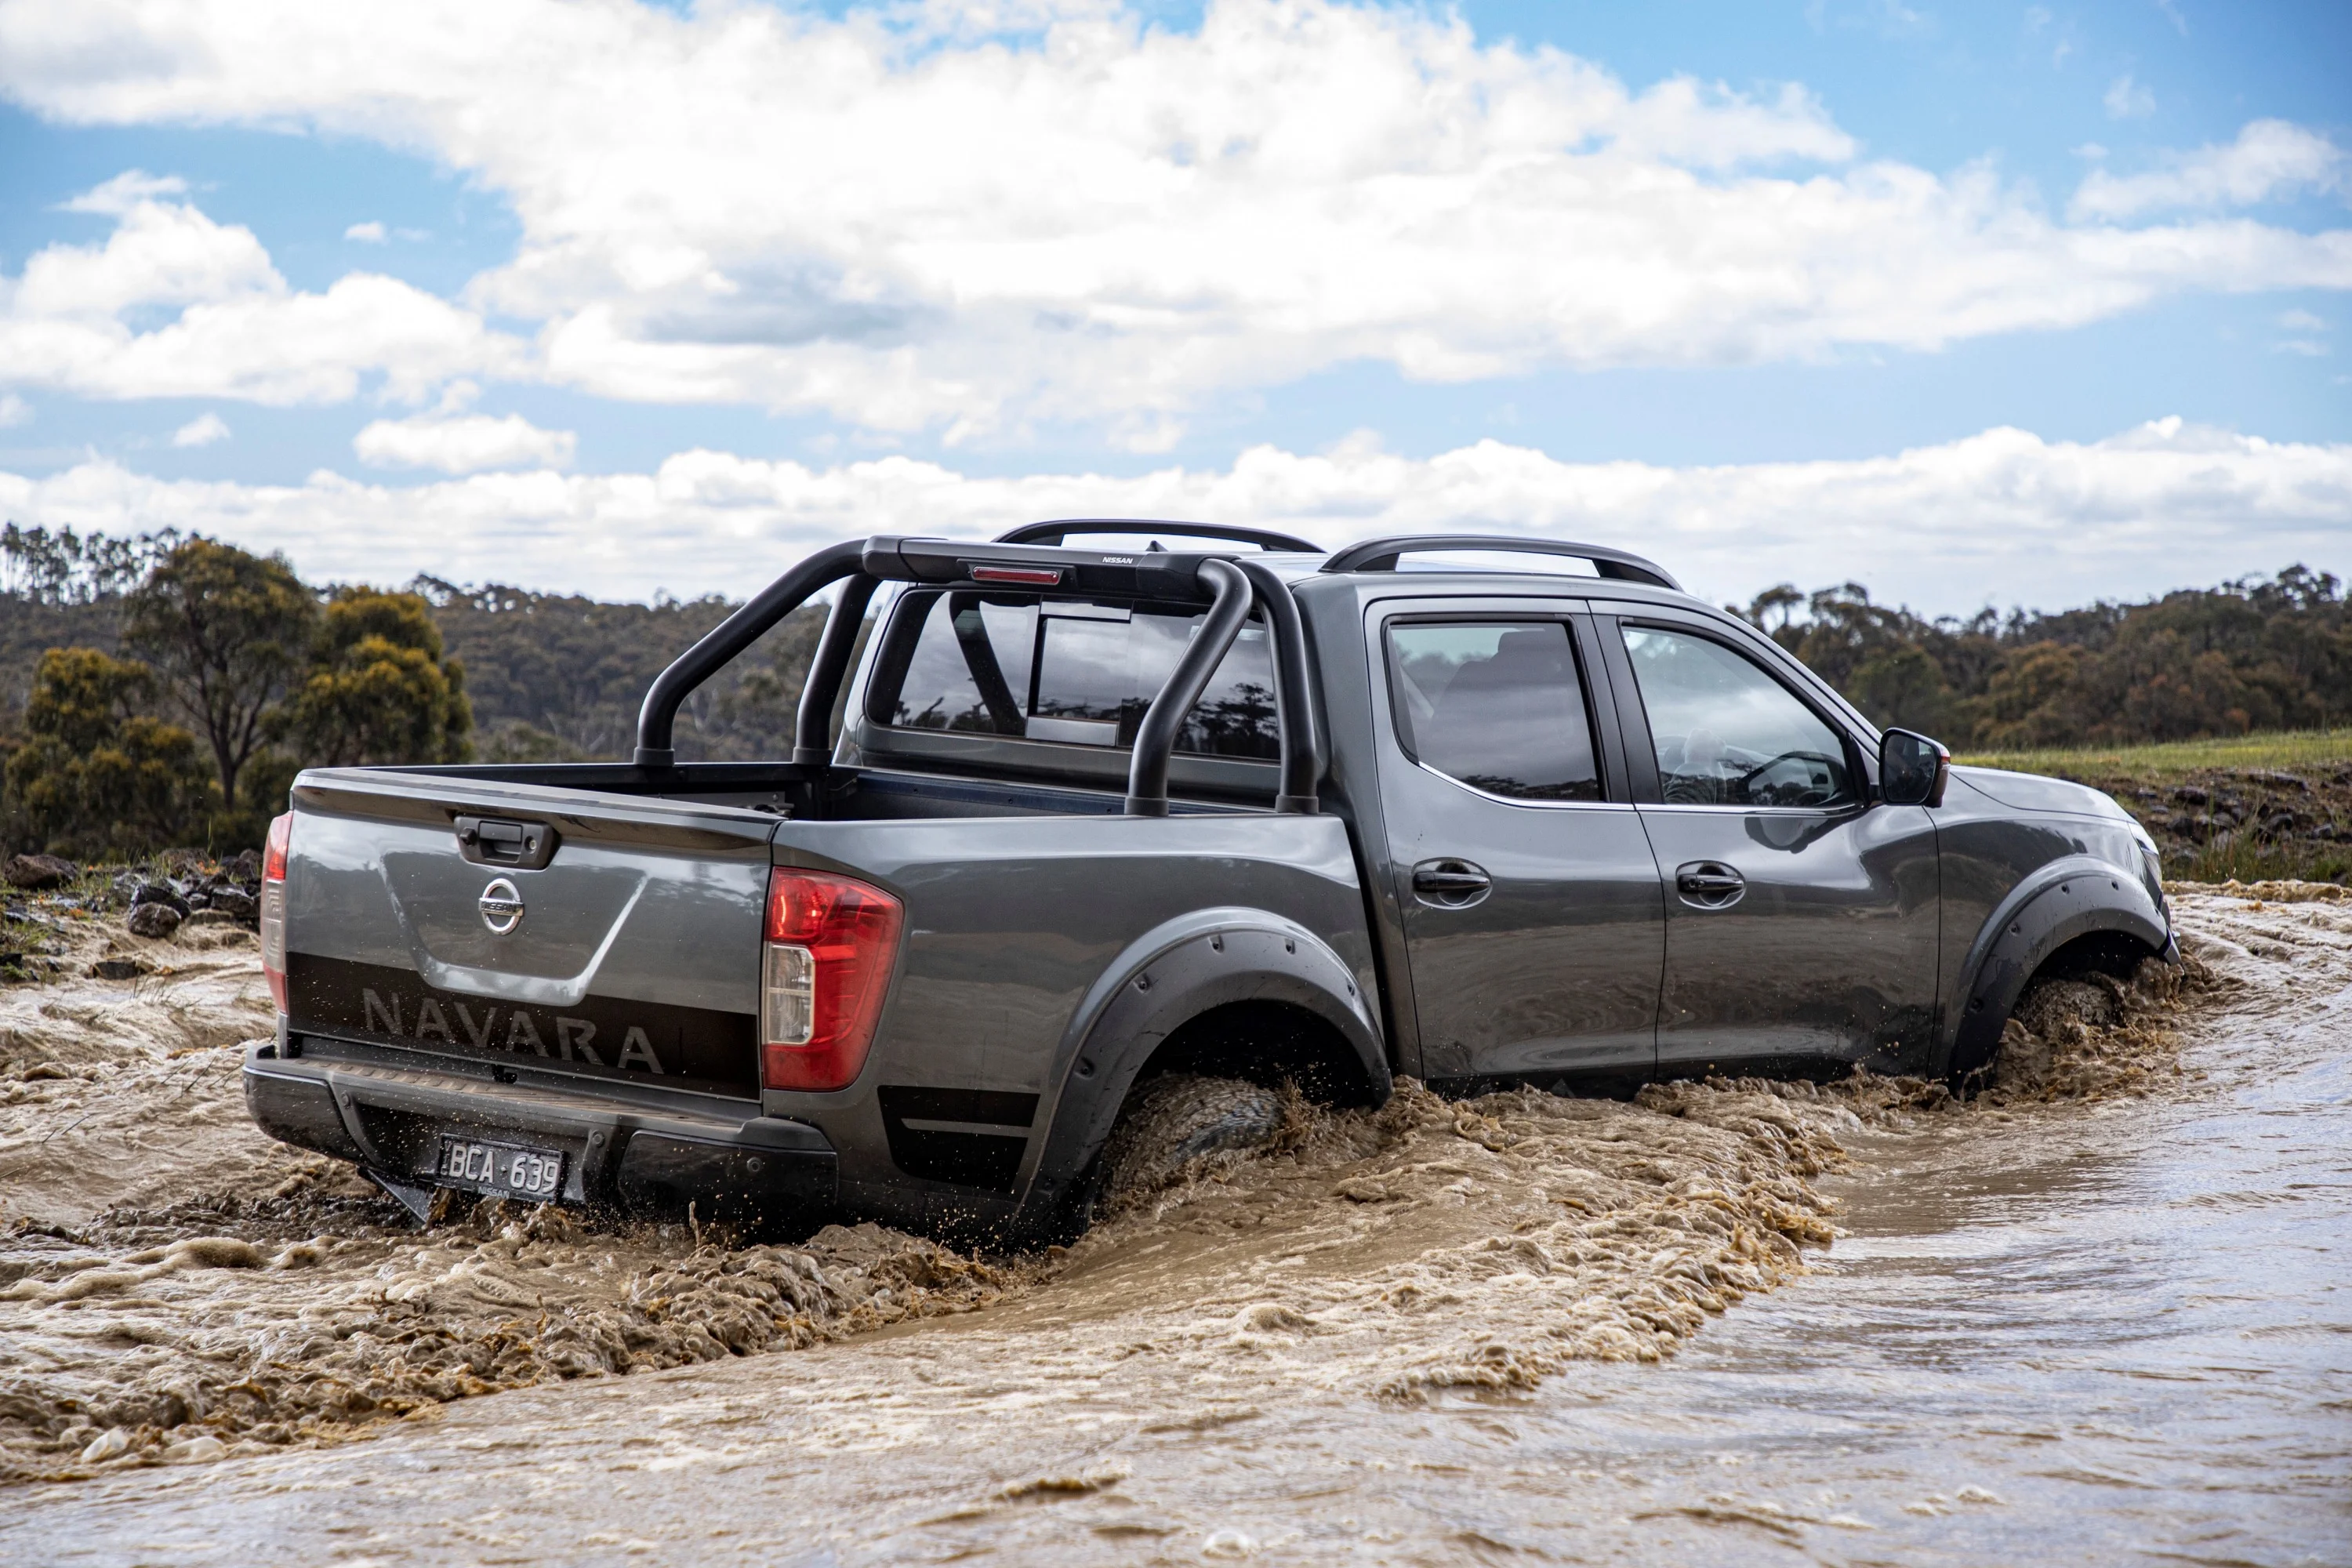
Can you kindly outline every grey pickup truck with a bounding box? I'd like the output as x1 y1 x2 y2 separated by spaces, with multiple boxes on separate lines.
246 523 2175 1239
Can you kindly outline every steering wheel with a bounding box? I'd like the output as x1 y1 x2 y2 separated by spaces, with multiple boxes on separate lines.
1734 749 1842 806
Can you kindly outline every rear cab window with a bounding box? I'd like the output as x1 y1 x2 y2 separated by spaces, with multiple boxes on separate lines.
871 589 1279 760
1385 620 1604 802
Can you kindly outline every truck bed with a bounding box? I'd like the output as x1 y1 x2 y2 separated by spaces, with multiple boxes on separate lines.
259 757 1379 1234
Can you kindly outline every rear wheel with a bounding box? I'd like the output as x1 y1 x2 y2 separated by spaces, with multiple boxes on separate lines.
1047 1075 1288 1243
1099 1074 1286 1203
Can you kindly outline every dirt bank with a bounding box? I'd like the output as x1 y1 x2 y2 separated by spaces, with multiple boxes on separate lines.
2092 765 2352 882
0 889 2234 1487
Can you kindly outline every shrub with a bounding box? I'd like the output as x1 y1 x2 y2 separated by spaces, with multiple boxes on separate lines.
4 648 212 858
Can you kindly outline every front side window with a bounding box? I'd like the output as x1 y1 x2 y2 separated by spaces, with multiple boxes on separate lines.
1620 626 1856 808
1386 621 1602 802
877 590 1277 759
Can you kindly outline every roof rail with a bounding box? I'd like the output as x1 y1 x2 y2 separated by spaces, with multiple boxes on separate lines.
1319 534 1681 592
997 518 1319 552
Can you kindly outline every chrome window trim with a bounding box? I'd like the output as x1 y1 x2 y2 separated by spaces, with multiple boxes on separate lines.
1413 759 1631 811
1634 800 1865 817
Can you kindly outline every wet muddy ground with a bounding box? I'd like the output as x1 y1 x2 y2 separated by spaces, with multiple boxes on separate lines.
2 887 2347 1563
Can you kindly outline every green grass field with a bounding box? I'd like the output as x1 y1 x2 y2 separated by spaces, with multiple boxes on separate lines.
1956 729 2352 785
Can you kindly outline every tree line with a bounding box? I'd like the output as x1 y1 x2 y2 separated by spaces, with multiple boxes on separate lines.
0 525 827 860
1 527 473 858
1741 565 2352 748
0 519 2342 859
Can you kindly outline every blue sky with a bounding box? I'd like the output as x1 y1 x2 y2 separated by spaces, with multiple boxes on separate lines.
0 0 2345 608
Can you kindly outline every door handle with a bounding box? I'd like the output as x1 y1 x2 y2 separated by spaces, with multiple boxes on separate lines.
1411 858 1492 906
1674 861 1745 909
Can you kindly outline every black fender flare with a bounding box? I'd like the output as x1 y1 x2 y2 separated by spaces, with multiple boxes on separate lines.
1011 906 1386 1234
1940 854 2175 1081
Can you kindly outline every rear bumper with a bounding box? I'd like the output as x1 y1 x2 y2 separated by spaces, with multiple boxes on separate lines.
243 1037 837 1221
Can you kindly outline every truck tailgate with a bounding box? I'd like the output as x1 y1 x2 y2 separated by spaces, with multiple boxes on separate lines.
282 769 778 1098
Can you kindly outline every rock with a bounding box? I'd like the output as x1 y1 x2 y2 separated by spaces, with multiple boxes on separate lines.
127 902 185 939
130 880 191 916
91 956 149 981
228 848 263 881
2 853 75 891
207 886 259 922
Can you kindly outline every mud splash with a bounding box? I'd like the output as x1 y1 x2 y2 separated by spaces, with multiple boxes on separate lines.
0 884 2228 1493
0 917 281 1226
1059 1073 1853 1399
0 1195 1015 1483
6 886 2337 1566
1984 949 2230 1103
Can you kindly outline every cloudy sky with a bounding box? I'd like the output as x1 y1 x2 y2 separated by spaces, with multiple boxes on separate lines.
0 0 2345 612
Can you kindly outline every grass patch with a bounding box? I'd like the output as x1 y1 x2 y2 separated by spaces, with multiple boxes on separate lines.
1957 729 2352 786
1954 728 2352 885
2174 835 2352 886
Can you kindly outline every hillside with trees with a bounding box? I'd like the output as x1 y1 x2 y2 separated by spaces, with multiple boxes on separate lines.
417 578 824 764
0 521 2343 858
1742 567 2352 747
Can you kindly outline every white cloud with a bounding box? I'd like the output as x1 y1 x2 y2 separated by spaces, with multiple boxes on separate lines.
345 220 387 243
0 419 2342 614
2280 308 2328 331
0 392 27 427
0 1 2347 440
59 169 187 215
0 175 527 404
2072 119 2347 221
354 411 575 473
2103 73 2154 121
170 410 228 445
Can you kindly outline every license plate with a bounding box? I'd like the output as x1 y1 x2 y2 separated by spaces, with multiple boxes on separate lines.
431 1136 565 1202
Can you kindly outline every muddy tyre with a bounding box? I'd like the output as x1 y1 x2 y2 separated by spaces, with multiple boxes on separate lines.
1101 1074 1284 1200
1048 1075 1288 1241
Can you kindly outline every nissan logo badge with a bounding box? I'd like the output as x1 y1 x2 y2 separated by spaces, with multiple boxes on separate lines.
478 877 525 935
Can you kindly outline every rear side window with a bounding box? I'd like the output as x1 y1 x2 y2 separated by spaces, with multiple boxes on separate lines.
1386 622 1603 802
1619 626 1856 808
875 590 1279 759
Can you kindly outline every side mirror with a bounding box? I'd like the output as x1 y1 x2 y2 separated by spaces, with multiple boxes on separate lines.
1879 728 1950 808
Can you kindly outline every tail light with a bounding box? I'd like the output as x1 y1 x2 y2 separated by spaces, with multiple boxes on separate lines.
260 811 293 1013
760 868 902 1092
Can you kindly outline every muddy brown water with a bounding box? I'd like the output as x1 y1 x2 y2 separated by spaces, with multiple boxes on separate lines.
2 889 2347 1564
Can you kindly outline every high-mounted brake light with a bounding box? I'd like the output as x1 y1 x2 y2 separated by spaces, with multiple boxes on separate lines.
260 811 293 1013
760 869 902 1093
967 564 1065 586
